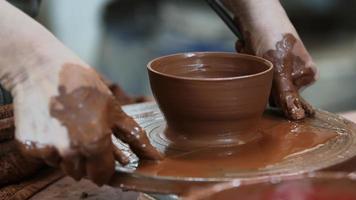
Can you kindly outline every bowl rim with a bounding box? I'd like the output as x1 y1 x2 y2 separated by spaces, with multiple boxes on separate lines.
147 52 273 81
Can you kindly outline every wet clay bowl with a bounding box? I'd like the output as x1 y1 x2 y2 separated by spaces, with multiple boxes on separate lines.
147 52 273 147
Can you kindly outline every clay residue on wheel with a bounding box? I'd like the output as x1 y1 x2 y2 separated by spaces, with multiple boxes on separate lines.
137 113 338 178
263 34 315 120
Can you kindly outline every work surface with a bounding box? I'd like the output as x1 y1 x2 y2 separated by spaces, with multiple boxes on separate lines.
28 110 356 200
30 177 139 200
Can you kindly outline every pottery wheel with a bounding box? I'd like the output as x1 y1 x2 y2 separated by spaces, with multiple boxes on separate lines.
111 102 356 194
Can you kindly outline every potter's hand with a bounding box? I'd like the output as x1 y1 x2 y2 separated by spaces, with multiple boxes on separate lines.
0 1 161 186
224 0 318 120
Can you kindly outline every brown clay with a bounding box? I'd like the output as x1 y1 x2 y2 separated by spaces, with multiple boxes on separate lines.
148 52 273 146
136 112 337 178
183 173 356 200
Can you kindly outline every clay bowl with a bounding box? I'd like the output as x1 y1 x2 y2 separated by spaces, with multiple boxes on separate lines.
147 52 273 147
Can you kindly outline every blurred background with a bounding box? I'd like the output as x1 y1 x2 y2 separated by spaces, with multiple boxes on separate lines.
14 0 356 113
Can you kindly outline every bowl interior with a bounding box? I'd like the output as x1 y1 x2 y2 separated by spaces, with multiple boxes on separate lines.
148 52 272 80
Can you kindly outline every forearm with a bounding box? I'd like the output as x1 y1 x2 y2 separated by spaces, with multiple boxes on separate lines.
223 0 317 83
0 1 82 92
223 0 300 54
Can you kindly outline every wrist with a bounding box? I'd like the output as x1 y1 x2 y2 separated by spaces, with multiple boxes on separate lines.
0 35 85 94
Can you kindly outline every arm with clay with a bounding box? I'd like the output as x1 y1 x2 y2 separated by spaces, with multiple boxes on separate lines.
222 0 318 120
0 0 161 185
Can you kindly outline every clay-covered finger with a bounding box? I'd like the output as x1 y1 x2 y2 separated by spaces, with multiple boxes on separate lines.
112 144 130 165
280 93 305 120
85 146 115 186
112 116 162 160
300 97 315 117
60 151 85 181
290 97 306 120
